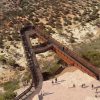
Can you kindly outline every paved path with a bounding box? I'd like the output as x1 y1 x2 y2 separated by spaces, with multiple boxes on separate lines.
42 70 100 100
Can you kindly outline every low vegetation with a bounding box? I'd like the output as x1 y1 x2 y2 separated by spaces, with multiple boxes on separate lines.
0 55 6 64
0 80 19 100
42 58 61 75
75 38 100 68
82 51 100 68
7 58 16 67
0 91 17 100
47 63 60 74
22 70 32 86
0 80 19 91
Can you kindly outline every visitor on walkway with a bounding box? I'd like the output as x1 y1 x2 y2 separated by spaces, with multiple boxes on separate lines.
96 88 98 93
63 47 64 51
73 84 75 88
92 84 94 89
81 83 85 88
83 84 85 86
55 78 57 83
52 80 54 84
81 84 85 88
81 84 83 88
41 91 43 96
95 94 97 98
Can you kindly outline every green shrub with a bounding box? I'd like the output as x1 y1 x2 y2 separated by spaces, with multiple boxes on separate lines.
49 63 60 74
0 91 17 100
69 34 76 43
44 62 60 74
0 55 6 64
2 80 19 91
82 51 100 68
0 94 4 100
3 91 17 100
7 59 16 66
22 71 31 84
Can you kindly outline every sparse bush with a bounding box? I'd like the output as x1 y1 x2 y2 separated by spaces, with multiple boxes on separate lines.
43 61 60 75
7 58 16 67
69 34 76 43
12 32 21 41
77 38 100 68
0 91 17 100
45 27 55 34
48 63 60 74
0 35 4 48
22 71 31 85
64 18 72 25
3 91 17 100
2 80 19 91
0 55 7 64
81 51 100 68
0 94 4 100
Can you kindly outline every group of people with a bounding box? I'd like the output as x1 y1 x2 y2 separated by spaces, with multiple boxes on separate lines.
73 83 100 98
51 78 100 98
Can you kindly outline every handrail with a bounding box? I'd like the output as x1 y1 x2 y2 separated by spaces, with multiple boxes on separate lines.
35 26 100 80
33 44 53 54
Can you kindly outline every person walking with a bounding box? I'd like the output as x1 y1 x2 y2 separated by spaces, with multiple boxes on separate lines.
73 84 75 88
96 88 98 93
55 77 57 83
81 83 85 88
91 84 94 89
63 47 64 51
81 84 84 88
52 80 54 84
95 94 97 98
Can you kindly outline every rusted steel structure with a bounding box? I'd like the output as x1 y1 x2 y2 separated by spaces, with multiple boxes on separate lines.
34 26 100 80
15 25 100 100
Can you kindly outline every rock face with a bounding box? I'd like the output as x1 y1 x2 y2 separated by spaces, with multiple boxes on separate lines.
0 0 100 91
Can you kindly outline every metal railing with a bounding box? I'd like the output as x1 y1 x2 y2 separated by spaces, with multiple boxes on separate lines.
14 26 43 100
35 26 100 80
